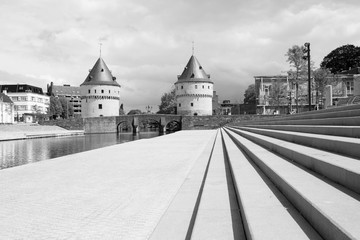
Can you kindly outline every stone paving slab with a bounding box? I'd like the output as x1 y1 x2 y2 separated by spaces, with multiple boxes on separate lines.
0 130 217 240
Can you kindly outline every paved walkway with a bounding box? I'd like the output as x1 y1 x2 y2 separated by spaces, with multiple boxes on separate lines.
0 124 83 141
0 130 217 239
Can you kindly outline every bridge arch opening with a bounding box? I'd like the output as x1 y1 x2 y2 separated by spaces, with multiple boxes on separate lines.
139 118 161 132
117 121 131 133
166 120 181 132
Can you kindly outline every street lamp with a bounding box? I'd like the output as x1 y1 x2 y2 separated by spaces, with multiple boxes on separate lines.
304 42 311 111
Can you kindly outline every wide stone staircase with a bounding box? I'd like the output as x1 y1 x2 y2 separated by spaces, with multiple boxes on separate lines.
150 104 360 240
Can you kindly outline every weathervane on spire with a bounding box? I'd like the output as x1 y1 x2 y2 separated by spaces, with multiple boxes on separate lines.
192 41 195 55
99 42 103 58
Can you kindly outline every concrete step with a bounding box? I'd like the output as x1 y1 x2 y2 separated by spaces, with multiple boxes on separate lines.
294 103 360 115
240 115 360 126
221 129 322 240
190 131 245 239
276 109 360 121
149 130 219 240
227 126 360 195
224 128 360 240
239 125 360 138
233 126 360 159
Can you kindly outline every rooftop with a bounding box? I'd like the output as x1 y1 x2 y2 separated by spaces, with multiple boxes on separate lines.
81 58 120 87
176 55 212 83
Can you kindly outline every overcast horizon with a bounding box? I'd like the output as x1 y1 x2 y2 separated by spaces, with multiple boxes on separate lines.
1 0 360 113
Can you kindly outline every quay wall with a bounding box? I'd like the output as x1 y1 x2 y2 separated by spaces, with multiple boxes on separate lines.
82 114 280 133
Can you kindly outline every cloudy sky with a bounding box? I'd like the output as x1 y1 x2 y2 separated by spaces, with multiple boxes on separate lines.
1 0 360 112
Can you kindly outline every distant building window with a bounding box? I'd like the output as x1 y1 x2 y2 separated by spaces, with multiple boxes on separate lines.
101 89 104 93
208 86 210 89
95 90 97 93
181 86 183 89
98 104 102 109
202 85 204 89
195 85 197 89
109 90 110 93
88 89 90 94
179 103 181 107
191 103 193 107
346 81 354 95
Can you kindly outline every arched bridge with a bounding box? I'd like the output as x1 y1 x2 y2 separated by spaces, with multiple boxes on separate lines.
83 114 182 134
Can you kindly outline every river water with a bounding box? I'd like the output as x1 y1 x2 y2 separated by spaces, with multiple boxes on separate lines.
0 132 160 170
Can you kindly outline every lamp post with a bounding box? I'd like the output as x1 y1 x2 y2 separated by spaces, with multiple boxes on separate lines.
304 42 311 111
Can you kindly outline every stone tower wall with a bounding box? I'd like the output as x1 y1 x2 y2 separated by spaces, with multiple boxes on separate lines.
81 85 121 118
175 81 213 116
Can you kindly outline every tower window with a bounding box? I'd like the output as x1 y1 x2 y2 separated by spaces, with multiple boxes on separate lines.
101 89 104 93
181 86 183 89
95 90 97 93
109 90 111 93
190 73 195 78
88 89 90 93
98 104 102 109
202 85 204 89
195 85 197 89
101 69 104 72
179 103 181 107
191 103 193 107
208 86 210 89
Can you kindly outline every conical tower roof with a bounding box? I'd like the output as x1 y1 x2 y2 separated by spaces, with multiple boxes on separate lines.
176 55 212 83
81 58 120 87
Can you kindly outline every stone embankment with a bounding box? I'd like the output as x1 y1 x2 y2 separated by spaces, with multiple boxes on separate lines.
0 124 84 141
0 104 359 239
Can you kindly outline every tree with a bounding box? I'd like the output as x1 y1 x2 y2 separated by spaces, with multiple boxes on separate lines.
119 103 125 115
127 109 142 115
320 44 360 73
157 89 176 114
49 96 62 119
269 80 287 111
286 45 312 112
313 68 340 108
243 84 256 104
58 97 74 119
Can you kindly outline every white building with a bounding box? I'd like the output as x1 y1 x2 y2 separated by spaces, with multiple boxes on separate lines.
80 58 121 118
0 84 49 122
175 55 214 116
0 92 14 124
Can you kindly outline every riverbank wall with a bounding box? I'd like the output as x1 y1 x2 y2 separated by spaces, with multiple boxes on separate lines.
0 124 84 141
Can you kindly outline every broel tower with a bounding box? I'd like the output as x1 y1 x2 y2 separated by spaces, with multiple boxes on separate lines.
175 54 214 115
80 58 121 117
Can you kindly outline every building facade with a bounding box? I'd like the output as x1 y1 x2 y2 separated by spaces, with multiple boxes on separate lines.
0 92 14 124
331 67 360 105
254 75 317 114
80 58 121 118
175 55 213 116
0 84 49 122
47 82 81 117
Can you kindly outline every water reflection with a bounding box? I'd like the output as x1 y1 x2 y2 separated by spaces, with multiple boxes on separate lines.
0 132 160 170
